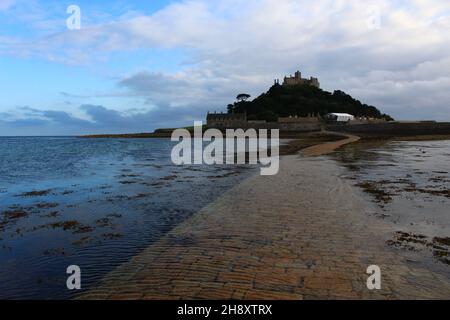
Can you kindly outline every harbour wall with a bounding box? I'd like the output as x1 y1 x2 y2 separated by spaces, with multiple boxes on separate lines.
325 122 450 136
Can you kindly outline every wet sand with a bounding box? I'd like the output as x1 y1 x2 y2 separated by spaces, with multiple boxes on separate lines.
79 134 450 299
301 132 360 156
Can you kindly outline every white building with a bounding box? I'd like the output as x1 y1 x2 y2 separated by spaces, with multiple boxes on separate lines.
325 113 355 122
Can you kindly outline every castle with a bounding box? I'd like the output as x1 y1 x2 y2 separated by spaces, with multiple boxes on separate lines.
275 70 320 88
206 70 321 130
206 112 247 129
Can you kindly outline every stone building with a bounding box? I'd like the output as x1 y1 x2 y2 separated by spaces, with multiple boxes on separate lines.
206 112 322 132
206 112 247 129
278 114 321 123
282 70 320 88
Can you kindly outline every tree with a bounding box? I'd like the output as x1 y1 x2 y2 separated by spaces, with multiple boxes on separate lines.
236 93 251 102
227 84 393 121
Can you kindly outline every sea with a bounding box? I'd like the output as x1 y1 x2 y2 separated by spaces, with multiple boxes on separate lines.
0 137 257 299
1 136 449 299
331 139 450 278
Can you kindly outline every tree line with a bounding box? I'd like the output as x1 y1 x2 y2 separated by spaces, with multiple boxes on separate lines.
227 84 393 122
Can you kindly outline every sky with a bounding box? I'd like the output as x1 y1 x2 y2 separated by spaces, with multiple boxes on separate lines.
1 0 450 135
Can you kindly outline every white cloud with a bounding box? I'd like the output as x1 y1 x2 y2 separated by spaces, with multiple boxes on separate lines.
0 0 15 11
2 0 450 122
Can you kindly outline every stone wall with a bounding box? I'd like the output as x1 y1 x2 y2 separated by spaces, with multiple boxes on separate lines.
242 122 321 132
207 121 322 132
325 122 450 136
278 117 321 123
207 120 248 129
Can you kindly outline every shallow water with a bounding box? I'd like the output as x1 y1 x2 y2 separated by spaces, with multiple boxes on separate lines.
0 137 257 299
331 139 450 272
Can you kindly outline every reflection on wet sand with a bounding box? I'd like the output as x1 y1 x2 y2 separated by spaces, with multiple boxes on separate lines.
331 138 450 271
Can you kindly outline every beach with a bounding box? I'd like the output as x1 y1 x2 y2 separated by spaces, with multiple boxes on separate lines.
1 135 449 299
79 136 450 299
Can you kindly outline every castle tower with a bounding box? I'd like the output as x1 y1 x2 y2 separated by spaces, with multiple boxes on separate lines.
282 69 320 88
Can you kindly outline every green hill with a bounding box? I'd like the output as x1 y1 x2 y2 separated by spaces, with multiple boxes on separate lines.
227 84 393 122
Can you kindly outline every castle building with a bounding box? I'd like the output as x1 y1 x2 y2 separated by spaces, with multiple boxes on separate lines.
206 112 247 129
282 70 320 88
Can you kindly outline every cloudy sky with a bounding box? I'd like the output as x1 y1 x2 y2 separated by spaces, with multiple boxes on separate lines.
1 0 450 135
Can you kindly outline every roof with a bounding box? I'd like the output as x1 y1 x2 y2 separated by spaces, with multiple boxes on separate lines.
327 113 354 117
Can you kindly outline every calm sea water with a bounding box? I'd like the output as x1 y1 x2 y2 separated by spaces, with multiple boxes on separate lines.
0 137 256 299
